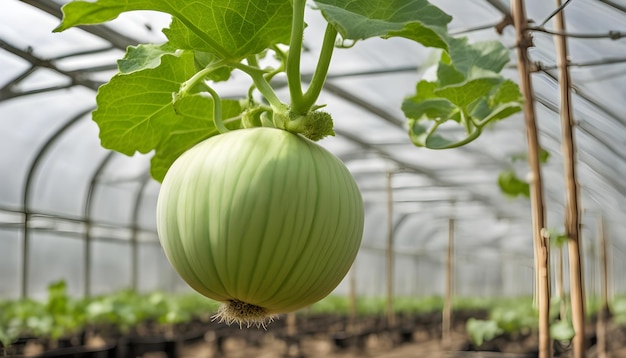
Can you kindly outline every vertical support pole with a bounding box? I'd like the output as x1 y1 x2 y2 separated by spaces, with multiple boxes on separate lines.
596 215 609 358
553 2 585 356
131 237 138 290
442 217 454 349
85 223 92 297
556 246 567 320
511 1 551 357
287 311 297 337
130 176 151 291
348 265 357 334
21 213 30 298
385 170 395 327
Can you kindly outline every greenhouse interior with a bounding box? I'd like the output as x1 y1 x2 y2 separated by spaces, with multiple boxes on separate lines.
1 0 626 357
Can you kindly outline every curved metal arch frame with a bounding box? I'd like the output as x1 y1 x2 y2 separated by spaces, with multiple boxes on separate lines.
129 173 154 292
83 141 159 297
83 150 115 297
21 107 93 298
20 107 160 298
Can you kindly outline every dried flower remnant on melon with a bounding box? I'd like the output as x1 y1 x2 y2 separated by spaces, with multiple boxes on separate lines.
212 299 277 329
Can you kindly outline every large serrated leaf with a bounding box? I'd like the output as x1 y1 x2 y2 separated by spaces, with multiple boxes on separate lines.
93 51 197 156
313 0 451 49
435 77 503 107
402 39 522 149
118 42 233 81
55 0 292 61
150 99 243 182
402 95 457 121
118 43 179 74
491 79 524 106
447 37 511 76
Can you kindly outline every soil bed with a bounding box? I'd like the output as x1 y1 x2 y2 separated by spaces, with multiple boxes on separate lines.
2 310 625 357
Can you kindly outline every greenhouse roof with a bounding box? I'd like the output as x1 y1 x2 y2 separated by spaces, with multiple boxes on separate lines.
1 0 625 299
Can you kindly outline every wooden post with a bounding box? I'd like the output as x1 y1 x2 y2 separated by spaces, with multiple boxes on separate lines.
596 215 609 358
348 265 357 334
553 2 586 356
556 246 567 320
511 1 551 357
442 217 454 349
385 170 396 327
287 311 297 337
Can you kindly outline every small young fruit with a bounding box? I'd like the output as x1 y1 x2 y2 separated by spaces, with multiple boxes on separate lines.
156 127 364 327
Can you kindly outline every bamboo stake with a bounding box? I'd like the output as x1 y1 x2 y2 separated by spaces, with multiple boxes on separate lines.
511 1 551 357
286 311 298 357
287 311 297 337
556 246 567 320
348 265 357 334
385 170 396 327
553 2 586 356
442 217 454 349
596 214 609 358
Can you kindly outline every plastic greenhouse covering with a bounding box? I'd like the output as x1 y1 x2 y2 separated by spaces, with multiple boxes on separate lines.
1 0 625 311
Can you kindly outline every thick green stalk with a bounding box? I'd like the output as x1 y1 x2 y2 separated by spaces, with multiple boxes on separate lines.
286 0 307 112
300 24 338 111
205 85 227 134
234 63 285 111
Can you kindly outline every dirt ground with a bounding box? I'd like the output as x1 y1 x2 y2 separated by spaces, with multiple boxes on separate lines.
175 331 493 358
10 313 626 357
168 321 626 358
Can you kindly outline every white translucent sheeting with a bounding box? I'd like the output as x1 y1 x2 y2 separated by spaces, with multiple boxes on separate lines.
335 244 536 297
135 180 160 232
89 154 152 227
0 229 22 299
29 116 109 218
27 231 85 299
1 1 110 59
136 243 189 293
0 88 96 209
1 0 625 300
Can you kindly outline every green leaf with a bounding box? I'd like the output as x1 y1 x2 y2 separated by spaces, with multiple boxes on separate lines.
478 102 522 125
192 52 232 81
498 170 530 198
402 96 457 122
436 62 465 87
94 51 198 156
539 148 551 163
118 43 233 81
402 40 522 149
491 79 524 106
55 0 292 62
551 320 575 341
117 43 178 74
151 99 243 182
552 232 569 248
446 37 510 76
510 148 550 163
489 304 537 334
313 0 451 49
466 318 503 347
435 77 502 108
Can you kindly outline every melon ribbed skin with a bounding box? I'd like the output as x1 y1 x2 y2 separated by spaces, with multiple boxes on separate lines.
157 127 364 313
